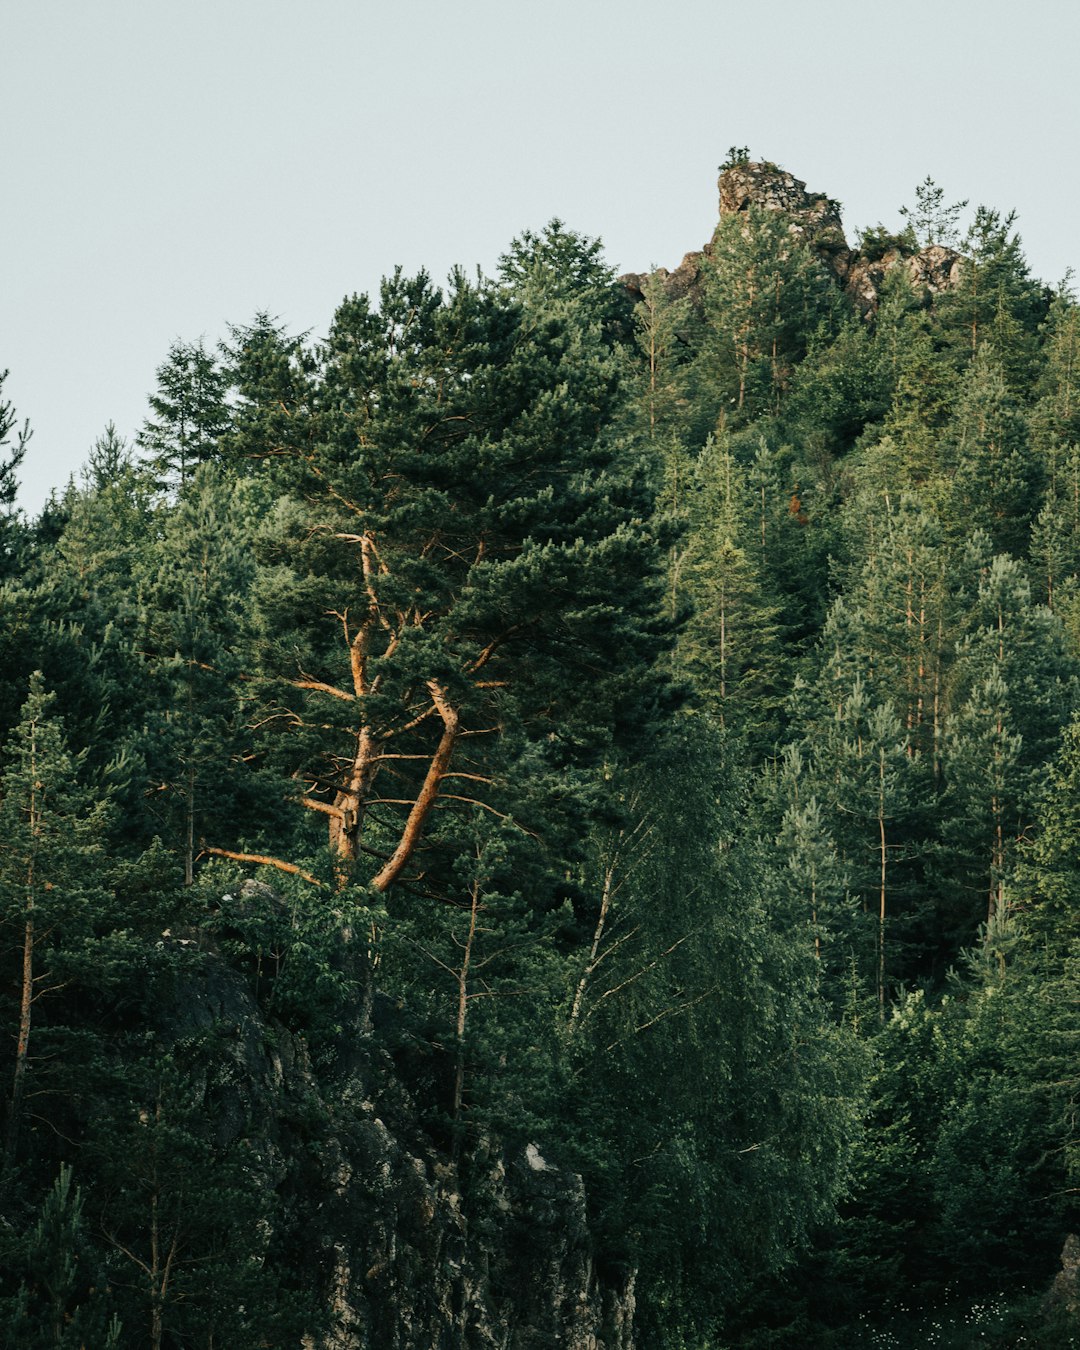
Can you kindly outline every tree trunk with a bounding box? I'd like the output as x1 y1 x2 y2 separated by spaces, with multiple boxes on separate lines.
452 879 481 1152
6 726 39 1174
878 752 888 1022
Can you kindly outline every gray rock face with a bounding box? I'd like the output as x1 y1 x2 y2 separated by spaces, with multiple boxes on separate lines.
1044 1232 1080 1322
718 161 852 281
903 242 964 298
845 242 963 316
305 1089 635 1350
151 936 634 1348
621 160 964 319
621 250 704 308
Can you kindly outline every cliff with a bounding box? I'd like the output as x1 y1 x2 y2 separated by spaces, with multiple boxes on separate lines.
622 159 962 316
153 884 635 1350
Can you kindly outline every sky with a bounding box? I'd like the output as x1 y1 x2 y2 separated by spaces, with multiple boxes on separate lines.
4 0 1078 513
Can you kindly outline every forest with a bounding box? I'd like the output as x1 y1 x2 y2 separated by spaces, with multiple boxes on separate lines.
1 154 1079 1347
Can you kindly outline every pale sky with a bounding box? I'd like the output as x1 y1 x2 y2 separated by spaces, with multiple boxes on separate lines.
4 0 1078 513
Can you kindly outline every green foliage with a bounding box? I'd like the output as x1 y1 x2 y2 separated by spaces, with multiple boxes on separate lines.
4 169 1080 1346
899 176 968 248
564 727 865 1341
856 221 919 261
701 205 842 425
935 206 1049 389
136 465 262 881
0 1166 121 1348
137 338 230 491
944 346 1040 554
674 434 791 745
0 369 31 581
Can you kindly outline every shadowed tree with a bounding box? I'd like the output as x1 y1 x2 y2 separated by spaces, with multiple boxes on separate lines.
0 676 111 1181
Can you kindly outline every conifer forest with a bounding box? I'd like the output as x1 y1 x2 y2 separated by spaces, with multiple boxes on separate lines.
4 157 1080 1347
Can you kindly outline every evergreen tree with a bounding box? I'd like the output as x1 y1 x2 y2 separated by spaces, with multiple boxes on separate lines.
936 206 1048 388
944 346 1040 556
0 676 111 1178
137 465 260 883
678 433 789 746
0 1165 121 1348
225 256 669 906
938 550 1077 950
137 339 230 491
833 494 950 769
628 269 696 445
1029 442 1080 616
773 746 856 1010
0 370 30 581
786 663 927 1008
781 316 893 460
217 312 321 496
700 205 840 424
899 176 968 248
1031 283 1080 457
567 728 863 1342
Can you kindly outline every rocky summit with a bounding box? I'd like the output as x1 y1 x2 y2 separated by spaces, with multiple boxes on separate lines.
622 158 963 316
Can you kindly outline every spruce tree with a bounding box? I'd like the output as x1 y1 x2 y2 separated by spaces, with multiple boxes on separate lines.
137 339 230 492
0 370 30 581
137 465 260 883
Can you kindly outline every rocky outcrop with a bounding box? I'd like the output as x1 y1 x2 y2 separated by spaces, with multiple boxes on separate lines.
845 241 963 316
621 160 964 320
304 1074 636 1350
1044 1233 1080 1323
621 250 704 308
152 886 635 1349
717 161 851 281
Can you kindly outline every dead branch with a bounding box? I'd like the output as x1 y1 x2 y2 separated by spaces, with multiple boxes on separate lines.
371 682 459 892
300 796 345 820
288 678 355 703
198 846 322 887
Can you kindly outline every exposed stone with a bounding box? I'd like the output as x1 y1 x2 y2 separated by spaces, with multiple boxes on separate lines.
717 161 852 282
1044 1232 1080 1322
844 242 963 317
621 159 964 322
620 250 705 308
904 242 964 298
144 939 634 1348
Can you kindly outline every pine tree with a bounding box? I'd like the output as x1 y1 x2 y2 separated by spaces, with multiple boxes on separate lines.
628 269 695 445
0 370 31 581
788 662 926 1009
945 346 1040 556
938 550 1077 949
1031 284 1080 458
678 433 788 746
899 176 968 248
137 339 230 492
1028 442 1080 613
944 666 1024 934
700 205 840 424
137 465 259 883
774 747 855 1009
936 206 1048 389
834 494 950 769
567 727 864 1339
213 251 670 913
0 676 111 1179
0 1165 121 1348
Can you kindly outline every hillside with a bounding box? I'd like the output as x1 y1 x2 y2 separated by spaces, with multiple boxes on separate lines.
0 158 1078 1347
